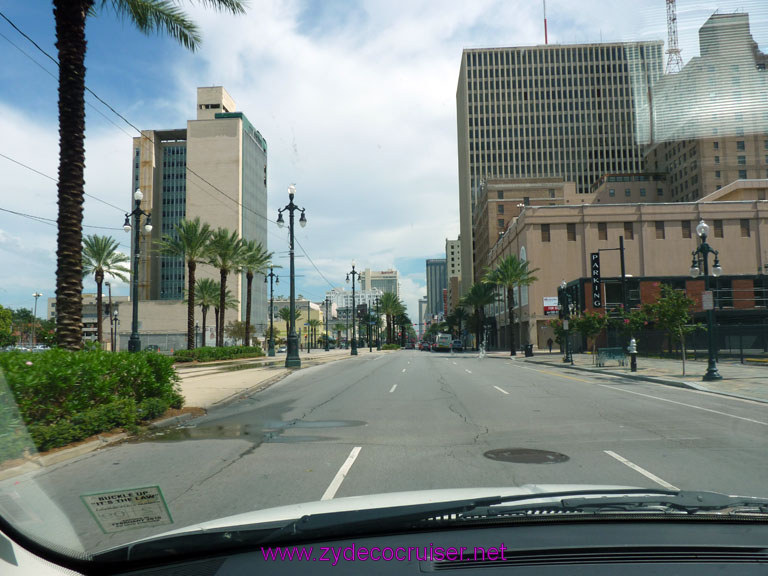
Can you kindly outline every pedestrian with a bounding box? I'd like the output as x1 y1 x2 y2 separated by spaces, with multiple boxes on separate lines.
547 337 553 353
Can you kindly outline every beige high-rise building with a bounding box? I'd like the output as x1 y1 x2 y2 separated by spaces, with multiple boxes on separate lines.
130 87 269 338
360 268 399 297
457 41 664 294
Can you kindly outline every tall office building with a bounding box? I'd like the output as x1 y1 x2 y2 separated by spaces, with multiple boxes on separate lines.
132 86 269 332
456 41 664 292
425 259 447 317
418 297 428 338
360 268 400 297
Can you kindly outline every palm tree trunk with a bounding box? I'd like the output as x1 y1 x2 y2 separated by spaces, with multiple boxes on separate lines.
201 307 208 347
95 272 104 346
54 0 92 351
187 261 196 350
218 269 227 347
245 271 253 347
508 287 516 356
214 307 219 346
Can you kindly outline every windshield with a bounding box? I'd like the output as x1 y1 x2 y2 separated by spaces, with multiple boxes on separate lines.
1 0 768 564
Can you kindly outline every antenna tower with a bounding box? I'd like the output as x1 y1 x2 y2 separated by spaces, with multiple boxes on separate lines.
666 0 683 73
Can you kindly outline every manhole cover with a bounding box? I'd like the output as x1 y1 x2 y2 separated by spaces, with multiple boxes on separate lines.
483 448 569 464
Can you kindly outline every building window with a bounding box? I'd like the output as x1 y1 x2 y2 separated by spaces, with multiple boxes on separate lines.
541 224 550 242
598 222 607 240
567 223 576 241
738 155 746 165
625 188 631 197
609 188 615 197
714 219 723 238
739 169 747 179
714 155 720 164
737 140 745 151
713 141 719 149
624 222 633 240
549 189 556 199
682 220 691 238
655 221 665 239
717 278 733 308
640 188 646 197
657 188 664 196
497 204 504 214
497 191 503 199
741 219 750 237
715 170 721 178
498 218 505 228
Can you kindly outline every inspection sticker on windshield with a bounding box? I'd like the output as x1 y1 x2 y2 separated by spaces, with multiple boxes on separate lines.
81 486 173 533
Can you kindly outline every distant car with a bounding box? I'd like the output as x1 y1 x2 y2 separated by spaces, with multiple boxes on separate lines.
405 342 414 349
31 345 51 353
145 345 160 352
277 345 287 353
451 340 463 352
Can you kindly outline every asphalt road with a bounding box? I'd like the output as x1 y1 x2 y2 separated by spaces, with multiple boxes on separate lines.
19 350 768 552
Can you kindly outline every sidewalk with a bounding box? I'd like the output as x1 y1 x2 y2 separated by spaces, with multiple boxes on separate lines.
176 347 385 410
484 349 768 404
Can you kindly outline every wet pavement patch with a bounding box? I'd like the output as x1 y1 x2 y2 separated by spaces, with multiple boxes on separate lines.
483 448 569 464
135 419 366 445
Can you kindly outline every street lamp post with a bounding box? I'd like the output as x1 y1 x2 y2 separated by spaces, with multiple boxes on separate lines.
277 184 306 368
689 219 723 381
31 292 42 347
112 309 119 351
264 268 278 357
105 281 113 351
375 296 381 350
559 280 573 365
324 297 330 351
123 188 152 353
346 262 360 356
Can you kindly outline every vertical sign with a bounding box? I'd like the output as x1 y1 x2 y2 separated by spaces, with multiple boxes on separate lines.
591 252 602 308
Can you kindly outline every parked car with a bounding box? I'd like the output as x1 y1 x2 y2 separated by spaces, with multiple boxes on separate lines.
277 345 287 353
451 339 463 352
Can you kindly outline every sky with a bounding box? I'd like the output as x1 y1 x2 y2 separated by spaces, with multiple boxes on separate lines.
1 0 767 322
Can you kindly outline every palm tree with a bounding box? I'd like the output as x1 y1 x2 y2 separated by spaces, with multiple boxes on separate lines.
460 282 496 350
207 228 246 347
484 254 539 355
239 240 273 347
81 234 129 346
379 292 402 344
213 286 238 346
308 318 322 349
52 0 246 350
156 217 213 350
192 277 218 347
278 307 301 325
453 307 469 341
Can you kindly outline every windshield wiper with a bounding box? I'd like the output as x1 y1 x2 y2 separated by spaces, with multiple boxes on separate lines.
471 490 768 517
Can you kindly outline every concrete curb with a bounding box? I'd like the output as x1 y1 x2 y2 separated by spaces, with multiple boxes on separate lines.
521 358 768 404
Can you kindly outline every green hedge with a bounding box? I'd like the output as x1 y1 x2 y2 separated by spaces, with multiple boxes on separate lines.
172 345 264 363
382 344 401 350
0 349 183 454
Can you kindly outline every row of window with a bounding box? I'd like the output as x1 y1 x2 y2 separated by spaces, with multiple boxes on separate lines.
539 219 752 242
608 188 664 198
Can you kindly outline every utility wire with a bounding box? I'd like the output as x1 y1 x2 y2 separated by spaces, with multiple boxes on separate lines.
1 9 338 293
0 207 123 231
0 153 127 213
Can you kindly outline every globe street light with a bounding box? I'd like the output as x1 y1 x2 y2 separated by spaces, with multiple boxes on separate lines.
559 280 574 365
123 188 152 352
346 261 360 356
375 296 381 350
689 219 723 381
277 184 306 368
105 281 114 351
324 297 331 351
264 268 279 357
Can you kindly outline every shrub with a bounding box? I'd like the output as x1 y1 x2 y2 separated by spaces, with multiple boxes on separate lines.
382 343 401 350
172 345 264 364
0 349 183 453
